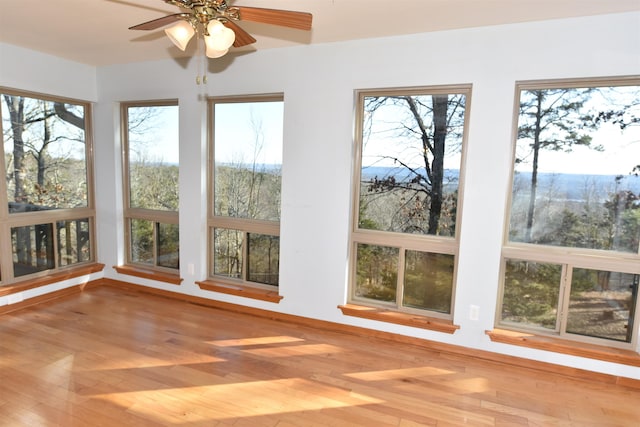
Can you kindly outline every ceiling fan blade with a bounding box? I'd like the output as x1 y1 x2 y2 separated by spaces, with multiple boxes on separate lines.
129 13 187 30
236 7 312 31
223 20 257 47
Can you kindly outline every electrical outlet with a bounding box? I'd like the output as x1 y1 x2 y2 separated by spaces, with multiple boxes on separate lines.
469 305 480 321
188 263 195 275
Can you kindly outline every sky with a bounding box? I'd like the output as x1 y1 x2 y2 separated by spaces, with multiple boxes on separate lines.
214 101 284 166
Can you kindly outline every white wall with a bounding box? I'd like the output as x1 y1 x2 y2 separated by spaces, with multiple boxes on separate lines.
0 43 97 101
3 12 640 380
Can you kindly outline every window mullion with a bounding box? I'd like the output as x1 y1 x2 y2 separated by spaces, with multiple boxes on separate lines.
397 248 406 309
243 230 249 282
557 264 572 337
52 221 60 269
153 221 159 267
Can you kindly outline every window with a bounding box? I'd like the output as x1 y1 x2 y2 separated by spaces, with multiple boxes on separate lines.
350 86 471 319
1 89 95 284
122 101 179 272
499 77 640 349
208 95 283 290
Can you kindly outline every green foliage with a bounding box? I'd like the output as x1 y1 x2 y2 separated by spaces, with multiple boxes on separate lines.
130 219 153 265
355 244 398 302
403 251 453 313
157 223 179 269
247 233 279 286
532 187 640 253
502 260 562 329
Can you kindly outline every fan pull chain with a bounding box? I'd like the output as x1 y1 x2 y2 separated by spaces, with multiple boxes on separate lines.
195 35 208 85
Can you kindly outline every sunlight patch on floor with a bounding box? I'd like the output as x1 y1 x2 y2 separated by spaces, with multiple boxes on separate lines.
92 377 383 423
209 335 306 347
242 343 345 357
345 366 455 381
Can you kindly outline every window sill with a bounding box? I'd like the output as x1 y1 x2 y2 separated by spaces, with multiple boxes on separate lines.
113 265 183 285
338 304 459 334
0 263 105 296
486 328 640 367
196 280 282 303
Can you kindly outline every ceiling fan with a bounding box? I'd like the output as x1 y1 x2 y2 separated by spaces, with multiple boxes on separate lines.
129 0 312 58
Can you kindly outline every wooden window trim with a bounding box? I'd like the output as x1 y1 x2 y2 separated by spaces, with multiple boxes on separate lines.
338 303 460 334
196 279 282 303
113 265 183 285
0 263 105 296
486 328 640 367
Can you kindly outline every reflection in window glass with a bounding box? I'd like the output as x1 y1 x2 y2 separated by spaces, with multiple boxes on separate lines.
2 95 88 213
568 268 638 343
12 224 54 277
502 259 562 331
58 218 91 267
403 251 454 313
509 85 640 253
247 233 279 286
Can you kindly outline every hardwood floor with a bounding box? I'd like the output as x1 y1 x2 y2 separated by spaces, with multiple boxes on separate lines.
1 286 639 426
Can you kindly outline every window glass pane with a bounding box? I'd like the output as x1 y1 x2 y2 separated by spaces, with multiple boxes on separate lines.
58 218 91 266
247 233 279 286
501 259 562 330
567 268 638 343
2 94 87 213
157 222 179 269
403 251 454 313
358 93 466 236
213 101 283 221
509 84 640 253
130 219 153 265
213 227 243 279
355 243 398 303
127 105 179 211
12 223 54 277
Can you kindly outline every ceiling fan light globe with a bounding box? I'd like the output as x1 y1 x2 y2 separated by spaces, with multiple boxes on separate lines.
205 47 229 58
204 27 235 52
206 19 224 35
164 21 195 51
220 27 236 50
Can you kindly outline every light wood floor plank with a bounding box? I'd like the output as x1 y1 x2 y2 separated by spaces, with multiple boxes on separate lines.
1 286 639 426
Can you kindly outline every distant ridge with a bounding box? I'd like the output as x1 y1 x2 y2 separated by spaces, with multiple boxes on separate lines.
360 166 640 199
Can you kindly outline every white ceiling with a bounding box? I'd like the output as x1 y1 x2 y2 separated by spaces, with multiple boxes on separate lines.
1 0 639 66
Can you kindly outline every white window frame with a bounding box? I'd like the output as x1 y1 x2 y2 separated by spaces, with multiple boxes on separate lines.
349 85 472 320
207 94 283 291
0 87 96 285
121 100 180 273
498 76 640 350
